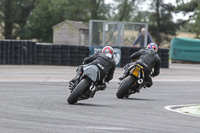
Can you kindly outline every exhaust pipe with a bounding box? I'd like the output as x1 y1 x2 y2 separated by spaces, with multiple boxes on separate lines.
138 79 143 84
89 85 96 91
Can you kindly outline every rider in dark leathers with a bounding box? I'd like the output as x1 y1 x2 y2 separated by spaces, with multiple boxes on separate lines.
83 52 116 83
119 43 161 87
69 46 116 90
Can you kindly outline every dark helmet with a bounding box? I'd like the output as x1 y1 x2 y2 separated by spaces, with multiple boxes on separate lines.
147 43 158 52
102 46 114 55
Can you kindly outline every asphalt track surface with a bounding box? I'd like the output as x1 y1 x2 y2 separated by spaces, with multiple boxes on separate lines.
0 64 199 133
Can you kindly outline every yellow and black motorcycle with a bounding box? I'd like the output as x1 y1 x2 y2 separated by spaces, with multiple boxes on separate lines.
116 64 147 99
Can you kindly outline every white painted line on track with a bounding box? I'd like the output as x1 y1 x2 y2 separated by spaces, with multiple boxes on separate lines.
84 126 132 131
164 104 200 117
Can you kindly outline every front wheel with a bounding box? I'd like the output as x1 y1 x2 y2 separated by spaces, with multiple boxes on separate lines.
116 76 135 99
67 79 90 104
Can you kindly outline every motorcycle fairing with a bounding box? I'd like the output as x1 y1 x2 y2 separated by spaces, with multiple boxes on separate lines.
83 65 100 82
130 64 145 79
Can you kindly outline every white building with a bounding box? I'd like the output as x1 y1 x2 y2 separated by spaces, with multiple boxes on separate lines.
52 20 89 45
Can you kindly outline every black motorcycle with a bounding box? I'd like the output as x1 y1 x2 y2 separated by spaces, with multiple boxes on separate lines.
67 65 105 104
116 64 148 98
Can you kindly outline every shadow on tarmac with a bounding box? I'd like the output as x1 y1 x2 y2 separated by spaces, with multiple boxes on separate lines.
123 97 155 101
68 102 112 107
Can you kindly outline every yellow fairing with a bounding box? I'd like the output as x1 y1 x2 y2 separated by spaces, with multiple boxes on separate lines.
131 64 144 77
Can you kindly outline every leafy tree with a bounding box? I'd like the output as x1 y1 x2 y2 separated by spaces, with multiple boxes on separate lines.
86 0 111 45
175 0 198 12
25 0 68 42
0 0 37 39
130 0 177 46
148 0 178 46
175 0 200 38
112 0 145 21
26 0 111 42
190 3 200 38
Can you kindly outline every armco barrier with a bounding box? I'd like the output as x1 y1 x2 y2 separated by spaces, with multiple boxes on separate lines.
0 40 169 68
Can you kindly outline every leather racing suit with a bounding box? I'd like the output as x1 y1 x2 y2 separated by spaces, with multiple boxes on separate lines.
83 51 116 83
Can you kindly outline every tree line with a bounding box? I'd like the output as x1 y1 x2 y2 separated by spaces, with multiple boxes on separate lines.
0 0 199 46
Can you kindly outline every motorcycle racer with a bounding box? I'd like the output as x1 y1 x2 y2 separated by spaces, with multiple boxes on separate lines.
69 46 116 91
119 43 161 88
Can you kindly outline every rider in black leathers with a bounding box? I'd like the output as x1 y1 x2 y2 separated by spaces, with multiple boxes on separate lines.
119 43 161 87
69 46 116 90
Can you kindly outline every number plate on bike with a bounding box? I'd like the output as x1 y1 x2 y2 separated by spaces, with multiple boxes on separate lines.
132 66 140 77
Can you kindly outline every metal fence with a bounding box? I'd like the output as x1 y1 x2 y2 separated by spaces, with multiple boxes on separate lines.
89 20 148 47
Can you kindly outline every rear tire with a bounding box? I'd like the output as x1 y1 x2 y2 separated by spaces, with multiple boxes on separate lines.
116 76 135 99
67 79 90 104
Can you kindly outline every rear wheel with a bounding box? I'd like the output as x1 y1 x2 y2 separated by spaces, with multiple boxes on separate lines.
116 76 135 99
67 79 90 104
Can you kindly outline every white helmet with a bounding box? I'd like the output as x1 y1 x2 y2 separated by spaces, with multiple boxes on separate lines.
102 46 114 55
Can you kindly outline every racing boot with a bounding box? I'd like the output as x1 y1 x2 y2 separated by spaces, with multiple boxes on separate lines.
69 75 81 91
119 62 137 80
97 83 107 91
119 68 129 80
69 80 76 91
96 80 107 91
69 66 83 90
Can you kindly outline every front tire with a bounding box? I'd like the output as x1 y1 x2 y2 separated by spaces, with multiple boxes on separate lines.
116 76 135 99
67 79 90 104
